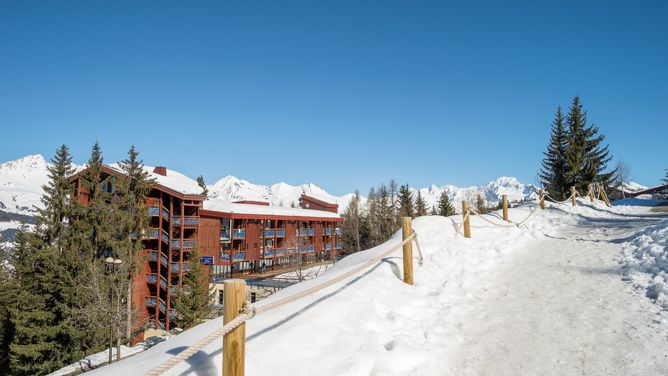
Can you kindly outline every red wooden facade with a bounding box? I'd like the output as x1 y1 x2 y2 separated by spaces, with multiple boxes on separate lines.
72 165 343 335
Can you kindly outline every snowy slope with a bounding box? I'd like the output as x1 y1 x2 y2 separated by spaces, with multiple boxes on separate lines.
86 198 668 376
0 154 51 215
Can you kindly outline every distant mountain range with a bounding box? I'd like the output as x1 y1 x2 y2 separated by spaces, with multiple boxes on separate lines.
0 154 649 244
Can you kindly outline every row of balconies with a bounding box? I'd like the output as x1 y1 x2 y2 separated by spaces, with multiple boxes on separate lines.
145 296 177 318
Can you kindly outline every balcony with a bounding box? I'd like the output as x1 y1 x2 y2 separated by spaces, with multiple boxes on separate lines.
334 229 342 235
145 296 157 307
159 275 168 291
300 229 316 236
171 262 191 273
233 229 245 239
336 244 343 249
324 243 333 250
147 251 158 262
161 207 170 222
276 248 286 256
172 239 197 250
299 245 315 253
146 228 170 244
160 252 169 268
169 286 177 297
148 206 160 217
232 252 245 261
264 249 275 257
146 273 157 284
221 252 231 261
172 216 198 228
220 230 230 241
263 229 275 237
323 229 333 235
158 298 166 313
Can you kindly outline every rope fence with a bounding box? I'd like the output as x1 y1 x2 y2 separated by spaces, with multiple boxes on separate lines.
147 181 613 376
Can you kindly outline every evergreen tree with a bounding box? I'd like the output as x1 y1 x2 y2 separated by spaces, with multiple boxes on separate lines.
342 191 363 253
436 191 456 216
196 175 209 196
366 187 381 246
377 184 396 239
171 248 214 329
36 144 76 248
564 96 613 191
0 243 15 376
397 184 414 218
473 193 488 214
415 191 428 217
663 169 668 185
115 146 155 341
539 107 569 199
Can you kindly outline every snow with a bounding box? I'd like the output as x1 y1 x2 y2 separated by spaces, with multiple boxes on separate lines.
88 197 668 376
622 219 668 310
107 163 204 196
0 154 52 215
203 200 342 219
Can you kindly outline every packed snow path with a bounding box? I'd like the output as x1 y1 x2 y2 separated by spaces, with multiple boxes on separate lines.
448 214 668 375
90 200 668 376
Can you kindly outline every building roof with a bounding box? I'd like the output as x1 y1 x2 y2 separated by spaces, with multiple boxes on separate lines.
203 199 342 220
106 163 205 197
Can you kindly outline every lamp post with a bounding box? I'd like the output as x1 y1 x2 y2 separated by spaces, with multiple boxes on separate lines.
105 257 123 363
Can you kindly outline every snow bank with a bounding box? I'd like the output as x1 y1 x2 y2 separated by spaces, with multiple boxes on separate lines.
621 219 668 310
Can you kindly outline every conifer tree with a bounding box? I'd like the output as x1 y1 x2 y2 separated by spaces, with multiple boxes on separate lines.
171 248 213 329
663 169 668 185
415 191 428 217
564 96 613 191
0 243 15 376
366 187 381 246
397 184 414 218
540 107 569 199
473 193 488 214
196 175 209 196
436 191 456 216
115 146 155 341
342 191 363 253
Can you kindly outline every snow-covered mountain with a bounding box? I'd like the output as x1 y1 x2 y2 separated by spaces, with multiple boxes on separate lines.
1 154 647 243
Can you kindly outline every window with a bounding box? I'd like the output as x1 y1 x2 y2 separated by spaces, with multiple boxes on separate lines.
218 290 224 305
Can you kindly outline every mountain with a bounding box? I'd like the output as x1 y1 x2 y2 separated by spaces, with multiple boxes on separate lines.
1 154 646 243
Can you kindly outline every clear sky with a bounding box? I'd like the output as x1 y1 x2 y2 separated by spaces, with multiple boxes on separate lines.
1 1 666 195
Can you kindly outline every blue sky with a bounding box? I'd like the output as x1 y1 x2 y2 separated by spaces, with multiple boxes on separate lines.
1 1 666 195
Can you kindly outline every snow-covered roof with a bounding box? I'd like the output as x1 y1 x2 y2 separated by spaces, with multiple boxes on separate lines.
203 199 341 219
106 163 204 196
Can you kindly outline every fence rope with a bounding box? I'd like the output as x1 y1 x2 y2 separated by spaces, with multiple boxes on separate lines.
146 233 418 375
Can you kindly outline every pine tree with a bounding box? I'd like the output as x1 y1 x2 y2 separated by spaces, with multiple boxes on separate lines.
378 184 397 239
540 107 569 199
397 184 414 218
115 146 155 342
0 243 15 376
473 193 488 214
436 191 456 216
366 187 381 246
196 175 209 197
171 248 213 329
663 169 668 185
415 191 428 217
565 96 613 191
36 144 76 248
342 191 363 253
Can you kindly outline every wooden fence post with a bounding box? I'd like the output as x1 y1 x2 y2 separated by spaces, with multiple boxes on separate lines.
539 190 545 210
401 217 413 285
462 201 471 238
588 183 594 202
599 183 611 207
502 194 509 221
223 279 246 376
571 186 576 207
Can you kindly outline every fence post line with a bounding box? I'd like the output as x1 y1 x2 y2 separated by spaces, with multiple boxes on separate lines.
571 186 576 206
502 194 509 221
539 190 545 210
223 279 246 376
462 201 471 238
401 217 414 285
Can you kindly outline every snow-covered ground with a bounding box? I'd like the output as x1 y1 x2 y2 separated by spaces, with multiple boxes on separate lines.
86 198 668 376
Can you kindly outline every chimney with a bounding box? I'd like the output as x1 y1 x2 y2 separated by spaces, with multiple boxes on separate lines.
153 166 167 176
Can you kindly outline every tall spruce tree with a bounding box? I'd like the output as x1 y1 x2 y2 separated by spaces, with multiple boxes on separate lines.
116 146 155 341
415 191 428 217
366 187 381 246
436 191 456 216
0 243 15 376
377 184 395 240
342 191 363 253
397 184 414 219
473 193 488 214
663 169 668 185
540 107 569 199
564 96 613 191
171 248 213 329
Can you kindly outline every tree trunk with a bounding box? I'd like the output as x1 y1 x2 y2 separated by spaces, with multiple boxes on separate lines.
126 281 132 340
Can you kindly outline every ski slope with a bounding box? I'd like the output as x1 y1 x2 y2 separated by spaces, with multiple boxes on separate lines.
88 199 668 376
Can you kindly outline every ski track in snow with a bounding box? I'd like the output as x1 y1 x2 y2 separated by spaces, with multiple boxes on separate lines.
88 200 668 376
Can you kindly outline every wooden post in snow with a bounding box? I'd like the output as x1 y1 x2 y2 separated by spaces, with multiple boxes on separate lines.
462 201 471 238
571 186 577 206
502 194 509 221
588 183 594 202
401 217 414 285
223 279 246 376
599 183 611 207
539 190 545 210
